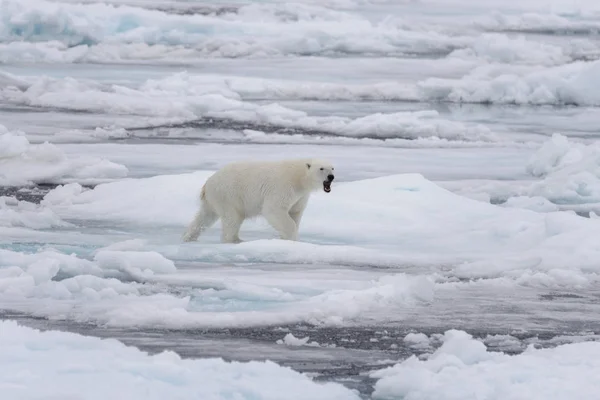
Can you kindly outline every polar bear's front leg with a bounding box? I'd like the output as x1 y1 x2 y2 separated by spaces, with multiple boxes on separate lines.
289 196 309 236
263 206 298 241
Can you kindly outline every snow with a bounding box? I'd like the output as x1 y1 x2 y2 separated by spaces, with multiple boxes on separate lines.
93 250 177 277
500 196 559 213
447 33 571 66
0 196 70 229
0 0 468 59
441 133 600 214
370 329 600 400
1 72 498 142
1 169 593 298
525 134 600 203
1 0 598 65
0 244 435 328
488 134 600 210
0 320 359 400
5 63 600 122
2 0 600 396
0 125 128 186
418 60 600 106
9 159 599 327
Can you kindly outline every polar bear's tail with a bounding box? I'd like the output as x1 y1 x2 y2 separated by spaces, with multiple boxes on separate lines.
182 185 219 242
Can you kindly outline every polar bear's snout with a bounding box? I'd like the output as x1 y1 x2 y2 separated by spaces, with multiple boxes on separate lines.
323 174 334 193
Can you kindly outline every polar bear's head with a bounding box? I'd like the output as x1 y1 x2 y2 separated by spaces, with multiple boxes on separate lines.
305 159 335 193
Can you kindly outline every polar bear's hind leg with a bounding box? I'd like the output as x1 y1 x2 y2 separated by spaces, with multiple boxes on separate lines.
182 187 219 242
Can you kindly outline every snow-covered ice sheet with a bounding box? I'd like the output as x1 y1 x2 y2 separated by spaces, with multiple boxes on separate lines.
4 63 600 123
1 70 500 142
2 0 600 396
371 329 600 400
0 319 359 400
2 168 600 329
40 171 600 276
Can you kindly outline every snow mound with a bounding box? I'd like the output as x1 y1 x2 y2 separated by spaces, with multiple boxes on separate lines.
526 134 600 204
448 33 570 66
0 320 359 400
500 196 559 213
419 60 600 106
93 250 177 278
371 329 600 400
0 126 128 186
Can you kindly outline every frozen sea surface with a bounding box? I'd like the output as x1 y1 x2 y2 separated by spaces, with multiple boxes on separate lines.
2 0 600 398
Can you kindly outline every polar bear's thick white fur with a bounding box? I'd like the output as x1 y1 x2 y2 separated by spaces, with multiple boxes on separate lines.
182 158 335 244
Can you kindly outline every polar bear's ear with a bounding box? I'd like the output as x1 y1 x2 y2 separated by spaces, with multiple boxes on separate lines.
306 163 311 169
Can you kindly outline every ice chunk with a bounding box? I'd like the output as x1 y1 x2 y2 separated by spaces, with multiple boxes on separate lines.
93 250 177 277
371 329 600 400
0 126 128 186
419 60 600 106
526 134 600 204
276 333 320 347
0 196 69 229
403 333 432 350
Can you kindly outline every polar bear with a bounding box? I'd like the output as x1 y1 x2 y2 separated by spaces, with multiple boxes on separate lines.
182 158 335 244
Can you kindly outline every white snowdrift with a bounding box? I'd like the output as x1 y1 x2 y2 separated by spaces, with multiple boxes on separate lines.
371 329 600 400
0 125 128 186
447 33 571 66
419 60 600 106
0 320 359 400
525 133 600 204
443 134 600 214
473 134 600 211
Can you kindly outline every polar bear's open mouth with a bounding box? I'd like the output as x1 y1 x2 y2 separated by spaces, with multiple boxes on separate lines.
323 180 331 193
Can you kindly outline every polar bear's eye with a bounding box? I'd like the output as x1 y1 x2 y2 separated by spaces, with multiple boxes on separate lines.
320 167 324 171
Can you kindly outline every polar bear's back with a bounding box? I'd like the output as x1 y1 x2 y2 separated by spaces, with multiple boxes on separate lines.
203 159 310 218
